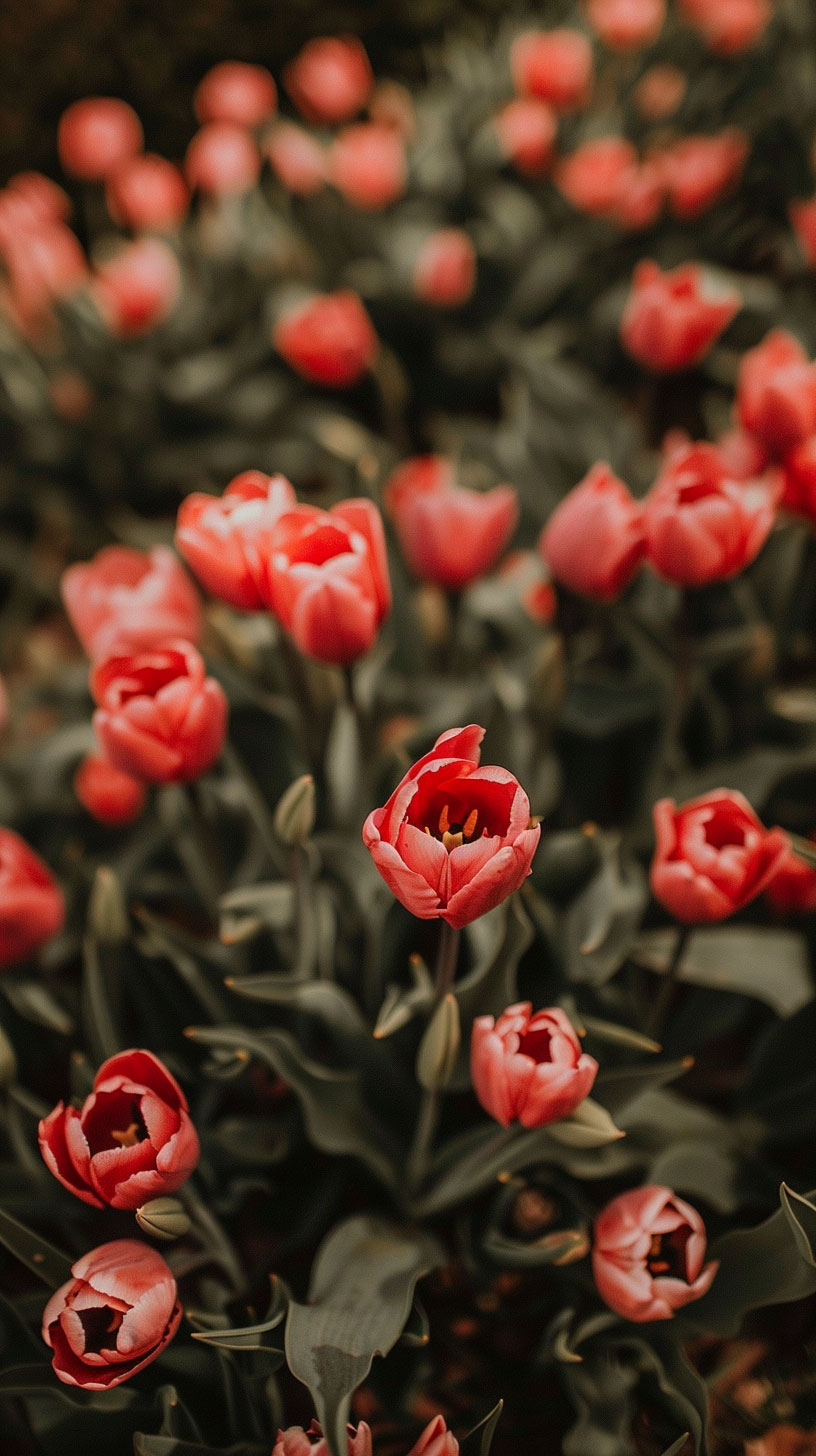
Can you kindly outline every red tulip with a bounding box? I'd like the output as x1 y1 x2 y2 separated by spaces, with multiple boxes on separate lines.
556 136 639 217
273 290 378 388
0 223 86 332
592 1186 718 1321
58 98 143 182
585 0 666 51
176 470 297 610
265 123 327 196
62 545 202 663
91 238 181 336
746 1428 816 1456
368 81 417 141
412 229 476 308
651 790 789 923
0 828 64 967
329 123 406 210
185 123 260 195
782 437 816 519
194 62 277 128
472 1003 597 1128
738 330 816 458
273 1424 372 1456
790 198 816 269
621 260 740 373
612 158 665 231
540 463 645 601
633 64 687 122
766 839 816 915
495 550 557 624
91 641 228 784
384 456 517 590
494 98 558 177
42 1239 181 1387
659 131 748 220
643 443 779 588
363 725 540 928
510 29 593 110
408 1417 460 1456
39 1048 199 1208
106 154 189 231
74 753 146 826
5 171 70 227
262 499 391 665
284 36 374 125
678 0 771 55
713 427 768 482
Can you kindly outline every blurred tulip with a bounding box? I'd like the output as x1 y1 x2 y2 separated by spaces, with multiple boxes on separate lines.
766 838 816 915
633 64 687 121
385 456 517 589
412 228 476 308
659 130 748 220
790 197 816 269
510 29 593 110
494 97 557 176
58 98 143 181
556 136 640 217
91 237 181 336
273 290 377 388
265 122 327 195
74 753 146 826
106 154 189 231
284 36 373 125
738 329 816 457
621 259 740 372
540 463 644 600
0 828 64 967
585 0 666 51
194 61 277 128
185 122 260 195
62 544 202 662
593 1186 717 1321
176 471 297 610
329 123 407 210
651 790 788 922
679 0 771 55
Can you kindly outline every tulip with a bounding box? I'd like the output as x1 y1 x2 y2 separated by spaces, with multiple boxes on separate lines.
61 544 202 663
194 62 277 128
539 463 645 601
363 724 540 927
651 790 789 923
790 198 816 270
262 499 391 665
265 123 327 195
408 1417 460 1456
633 64 687 122
585 0 666 51
737 330 816 458
556 137 639 217
612 158 665 231
678 0 771 55
39 1048 199 1208
175 470 297 610
91 237 181 336
782 437 816 519
184 122 261 195
42 1239 181 1387
592 1186 718 1321
106 154 189 231
714 427 768 482
273 1425 372 1456
6 171 71 227
0 828 64 967
273 290 378 388
91 641 228 784
0 223 87 333
510 29 593 110
642 443 779 588
472 1003 597 1128
328 123 407 210
284 36 373 126
766 839 816 915
384 456 517 590
368 81 417 140
494 550 557 624
659 131 748 220
621 260 740 373
494 98 558 177
57 98 143 182
746 1428 816 1456
74 753 146 826
412 229 477 308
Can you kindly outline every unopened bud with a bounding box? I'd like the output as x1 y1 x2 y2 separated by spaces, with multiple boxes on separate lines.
88 866 129 945
135 1196 191 1242
416 993 460 1091
274 774 316 846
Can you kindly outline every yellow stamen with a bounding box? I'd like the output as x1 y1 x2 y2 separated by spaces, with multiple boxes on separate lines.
111 1122 141 1148
438 804 450 835
463 808 478 839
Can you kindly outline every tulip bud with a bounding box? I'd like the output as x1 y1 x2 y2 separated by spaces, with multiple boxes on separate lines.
87 865 129 945
274 775 316 846
135 1196 192 1242
416 993 460 1091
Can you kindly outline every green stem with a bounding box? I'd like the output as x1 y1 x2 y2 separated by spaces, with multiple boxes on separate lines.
291 844 317 980
405 922 461 1194
178 1182 244 1293
433 921 461 1005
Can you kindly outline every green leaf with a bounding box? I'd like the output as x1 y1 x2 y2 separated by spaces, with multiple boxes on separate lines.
413 1124 561 1218
81 933 123 1064
545 1098 624 1149
191 1277 288 1355
580 1016 661 1055
633 928 812 1017
226 977 368 1036
595 1060 693 1118
563 839 648 987
0 1207 73 1288
284 1215 442 1456
780 1183 816 1266
459 1400 504 1455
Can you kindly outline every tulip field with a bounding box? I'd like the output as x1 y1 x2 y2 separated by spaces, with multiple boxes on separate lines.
3 1 816 1453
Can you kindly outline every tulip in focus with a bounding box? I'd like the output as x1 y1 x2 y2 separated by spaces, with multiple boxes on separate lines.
265 123 327 196
678 0 771 55
510 29 593 110
494 98 557 177
39 1048 199 1208
592 1186 718 1321
106 154 189 231
328 123 407 210
540 463 645 601
185 122 261 195
91 238 181 336
194 61 277 128
262 499 391 666
738 330 816 458
74 753 146 826
621 260 740 373
642 443 779 588
91 641 228 784
61 544 202 662
284 36 374 125
58 98 143 182
659 131 748 220
412 229 476 308
585 0 666 51
363 724 540 928
384 456 517 590
0 828 64 967
651 790 789 923
273 290 378 388
472 1003 598 1128
42 1239 181 1387
176 470 297 610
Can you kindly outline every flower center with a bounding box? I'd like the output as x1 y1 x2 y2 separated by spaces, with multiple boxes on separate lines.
426 802 479 851
110 1102 148 1149
78 1305 124 1353
646 1226 691 1280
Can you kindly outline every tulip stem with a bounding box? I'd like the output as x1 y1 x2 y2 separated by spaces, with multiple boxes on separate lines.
178 1182 244 1294
434 922 461 1004
647 924 691 1038
291 843 317 980
406 1086 440 1196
